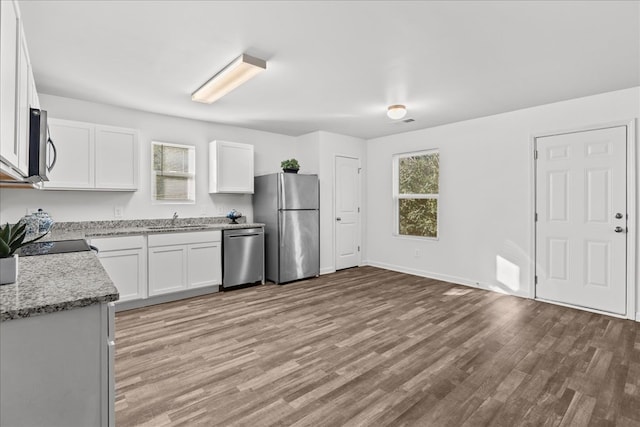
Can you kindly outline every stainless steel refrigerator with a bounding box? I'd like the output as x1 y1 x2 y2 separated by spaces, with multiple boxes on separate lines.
253 173 319 284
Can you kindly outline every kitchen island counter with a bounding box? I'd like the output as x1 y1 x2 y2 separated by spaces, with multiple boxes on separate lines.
0 251 118 321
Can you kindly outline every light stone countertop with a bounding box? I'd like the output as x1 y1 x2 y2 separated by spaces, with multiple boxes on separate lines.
41 218 264 241
46 223 265 241
0 252 119 321
1 217 265 321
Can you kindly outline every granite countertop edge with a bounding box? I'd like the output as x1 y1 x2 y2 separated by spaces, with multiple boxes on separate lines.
0 293 119 322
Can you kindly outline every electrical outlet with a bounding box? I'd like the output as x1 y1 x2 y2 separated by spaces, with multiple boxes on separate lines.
114 206 124 218
414 249 421 258
217 205 225 215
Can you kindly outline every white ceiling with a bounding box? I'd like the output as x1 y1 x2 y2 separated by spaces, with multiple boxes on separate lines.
19 1 640 140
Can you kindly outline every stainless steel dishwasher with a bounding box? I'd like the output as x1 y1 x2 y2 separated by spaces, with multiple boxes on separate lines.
222 227 265 289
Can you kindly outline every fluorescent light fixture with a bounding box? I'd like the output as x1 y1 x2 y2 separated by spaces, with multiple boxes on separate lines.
192 54 267 104
387 104 407 120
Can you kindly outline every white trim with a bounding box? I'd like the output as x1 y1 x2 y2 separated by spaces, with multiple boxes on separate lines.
150 140 196 204
531 119 637 320
535 297 628 320
398 194 439 199
627 120 637 322
363 260 635 320
392 149 440 239
529 134 537 299
333 153 362 271
320 267 336 275
364 260 530 299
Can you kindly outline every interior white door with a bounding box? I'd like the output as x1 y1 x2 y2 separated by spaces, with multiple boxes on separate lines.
335 155 360 270
535 126 627 314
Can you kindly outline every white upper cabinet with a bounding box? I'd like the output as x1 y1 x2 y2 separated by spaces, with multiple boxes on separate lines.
0 0 31 178
45 119 138 191
46 119 94 188
28 65 40 110
209 140 254 193
15 27 30 175
95 125 139 190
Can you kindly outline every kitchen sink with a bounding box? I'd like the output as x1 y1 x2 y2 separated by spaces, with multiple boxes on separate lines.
146 224 206 230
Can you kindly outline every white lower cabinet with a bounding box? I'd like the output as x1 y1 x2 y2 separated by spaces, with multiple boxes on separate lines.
148 245 188 296
93 231 221 306
148 231 222 296
91 235 147 302
0 303 114 427
188 241 222 288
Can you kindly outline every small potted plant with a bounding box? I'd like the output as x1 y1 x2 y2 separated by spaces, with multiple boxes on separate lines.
281 158 300 173
0 222 48 285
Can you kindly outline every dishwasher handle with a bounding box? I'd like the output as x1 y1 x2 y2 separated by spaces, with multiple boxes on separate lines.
228 233 261 239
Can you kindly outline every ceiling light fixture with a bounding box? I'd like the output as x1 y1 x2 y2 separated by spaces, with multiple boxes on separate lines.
387 104 407 120
192 53 267 104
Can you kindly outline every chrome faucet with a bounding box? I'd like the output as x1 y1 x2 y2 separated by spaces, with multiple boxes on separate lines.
171 212 178 225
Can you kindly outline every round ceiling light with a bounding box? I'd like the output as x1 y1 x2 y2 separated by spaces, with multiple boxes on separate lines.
387 104 407 120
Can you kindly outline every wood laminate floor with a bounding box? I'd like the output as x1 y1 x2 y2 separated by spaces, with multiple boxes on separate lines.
115 266 640 426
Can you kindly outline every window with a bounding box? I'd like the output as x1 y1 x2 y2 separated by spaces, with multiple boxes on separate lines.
393 150 439 238
152 141 195 203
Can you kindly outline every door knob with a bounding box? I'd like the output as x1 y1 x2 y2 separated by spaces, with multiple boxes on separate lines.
615 213 624 219
614 226 624 233
336 217 341 221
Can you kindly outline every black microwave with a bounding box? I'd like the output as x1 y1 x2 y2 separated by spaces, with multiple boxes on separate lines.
27 108 57 182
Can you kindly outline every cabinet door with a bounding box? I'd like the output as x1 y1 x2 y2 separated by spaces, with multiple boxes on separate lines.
45 119 94 189
98 249 146 302
148 245 187 296
209 140 254 193
95 125 138 190
0 1 19 171
14 28 29 175
28 66 39 110
187 241 221 288
0 305 106 427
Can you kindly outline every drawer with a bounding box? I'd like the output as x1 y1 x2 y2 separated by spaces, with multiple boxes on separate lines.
91 235 145 252
148 230 221 247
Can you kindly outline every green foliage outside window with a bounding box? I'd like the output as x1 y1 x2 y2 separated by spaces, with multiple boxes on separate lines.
397 152 439 238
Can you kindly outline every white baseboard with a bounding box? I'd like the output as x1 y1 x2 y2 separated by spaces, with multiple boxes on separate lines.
636 312 640 322
320 267 336 275
364 260 530 300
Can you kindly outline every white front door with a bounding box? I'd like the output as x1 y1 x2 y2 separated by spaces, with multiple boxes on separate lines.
335 155 360 270
535 126 627 315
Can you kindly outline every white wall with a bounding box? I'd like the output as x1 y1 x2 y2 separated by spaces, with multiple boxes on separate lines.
296 131 367 274
0 94 298 223
365 87 640 318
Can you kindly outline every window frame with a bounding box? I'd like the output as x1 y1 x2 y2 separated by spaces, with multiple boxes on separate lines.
392 149 440 240
151 141 196 204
